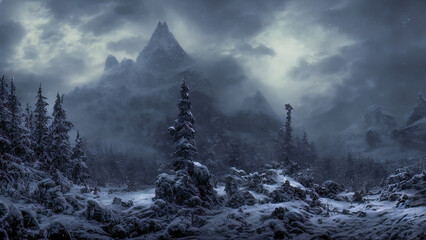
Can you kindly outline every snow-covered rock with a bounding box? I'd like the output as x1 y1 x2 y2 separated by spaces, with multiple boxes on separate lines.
46 221 72 240
84 200 116 223
315 180 346 200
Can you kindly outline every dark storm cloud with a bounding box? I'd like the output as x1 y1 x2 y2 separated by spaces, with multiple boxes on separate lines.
42 0 287 40
44 0 110 25
81 11 125 36
235 42 276 57
40 23 65 43
166 0 287 39
47 54 87 76
107 37 147 54
290 0 426 136
0 21 25 67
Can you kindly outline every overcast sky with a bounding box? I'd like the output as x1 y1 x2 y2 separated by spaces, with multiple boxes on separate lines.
1 0 425 133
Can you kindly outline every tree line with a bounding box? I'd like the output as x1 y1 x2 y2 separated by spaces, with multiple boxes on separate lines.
0 76 89 185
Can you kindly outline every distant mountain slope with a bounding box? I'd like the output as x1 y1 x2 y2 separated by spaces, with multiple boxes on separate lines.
406 93 426 126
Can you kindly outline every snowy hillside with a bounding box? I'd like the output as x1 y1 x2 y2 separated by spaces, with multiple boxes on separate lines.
1 162 424 239
335 104 426 160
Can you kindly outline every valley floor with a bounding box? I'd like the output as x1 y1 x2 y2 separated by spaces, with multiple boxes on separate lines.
1 168 425 239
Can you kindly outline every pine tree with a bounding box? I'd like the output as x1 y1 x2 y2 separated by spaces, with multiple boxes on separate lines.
274 104 294 164
8 79 32 158
345 152 354 187
0 76 10 133
71 131 89 185
201 138 217 173
168 80 197 170
49 93 73 173
226 137 243 168
24 104 34 135
33 84 50 158
283 103 294 161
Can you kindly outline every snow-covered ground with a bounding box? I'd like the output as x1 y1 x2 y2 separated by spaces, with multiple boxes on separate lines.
1 166 424 239
77 187 155 210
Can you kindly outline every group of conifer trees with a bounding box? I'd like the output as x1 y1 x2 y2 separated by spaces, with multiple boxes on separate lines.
0 76 89 185
274 103 317 169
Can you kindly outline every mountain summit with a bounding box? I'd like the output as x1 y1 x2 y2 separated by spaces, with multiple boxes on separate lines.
136 21 190 69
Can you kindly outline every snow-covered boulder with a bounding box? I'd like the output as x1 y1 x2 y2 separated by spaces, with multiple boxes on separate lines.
315 180 345 200
352 191 364 203
46 221 72 240
383 168 413 185
112 197 134 208
84 200 116 223
261 169 278 185
380 169 425 207
292 169 314 188
166 216 194 238
138 218 165 234
257 207 312 239
226 190 256 208
269 180 306 203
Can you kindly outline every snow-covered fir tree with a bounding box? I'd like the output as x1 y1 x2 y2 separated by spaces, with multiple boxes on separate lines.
284 104 294 159
0 76 11 138
274 103 294 164
406 92 426 125
200 138 218 173
33 84 50 159
168 79 197 170
71 131 89 185
293 131 317 168
24 104 34 135
226 137 243 168
49 93 73 173
7 79 32 159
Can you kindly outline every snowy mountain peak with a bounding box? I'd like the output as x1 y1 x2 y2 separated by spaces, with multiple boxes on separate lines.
136 21 190 68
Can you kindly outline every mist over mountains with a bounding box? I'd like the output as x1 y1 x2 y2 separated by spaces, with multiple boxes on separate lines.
64 22 425 164
65 22 281 161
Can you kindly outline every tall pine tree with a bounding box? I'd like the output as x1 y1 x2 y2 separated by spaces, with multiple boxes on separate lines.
71 131 89 185
0 76 10 134
168 80 197 171
33 84 50 159
24 104 34 135
8 79 32 158
274 103 294 164
283 103 294 161
49 93 73 173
